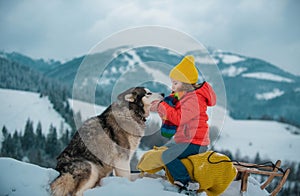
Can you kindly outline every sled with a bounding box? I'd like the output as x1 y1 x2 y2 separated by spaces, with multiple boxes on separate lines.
234 160 291 196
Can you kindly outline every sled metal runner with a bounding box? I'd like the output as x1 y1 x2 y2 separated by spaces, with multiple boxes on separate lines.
234 160 291 196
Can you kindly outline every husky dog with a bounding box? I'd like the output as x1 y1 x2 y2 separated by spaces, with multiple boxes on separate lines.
50 87 163 196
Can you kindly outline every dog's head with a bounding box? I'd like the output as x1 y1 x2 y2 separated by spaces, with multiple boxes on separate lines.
117 87 164 119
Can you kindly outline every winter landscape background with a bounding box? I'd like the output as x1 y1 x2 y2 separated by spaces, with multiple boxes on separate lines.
1 1 300 195
0 46 300 195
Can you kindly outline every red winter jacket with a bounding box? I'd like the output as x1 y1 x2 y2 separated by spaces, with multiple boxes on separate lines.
157 82 216 146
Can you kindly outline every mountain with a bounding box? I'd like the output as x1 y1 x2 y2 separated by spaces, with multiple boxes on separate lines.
1 47 299 128
210 50 300 127
46 47 300 127
0 157 269 196
0 51 61 73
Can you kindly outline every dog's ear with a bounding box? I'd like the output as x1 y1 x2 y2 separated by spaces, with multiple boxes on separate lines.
124 93 135 102
118 88 136 102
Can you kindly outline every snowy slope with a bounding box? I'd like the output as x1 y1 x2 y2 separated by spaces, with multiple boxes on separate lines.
0 157 269 196
69 99 106 122
0 88 109 141
0 88 71 136
1 88 299 163
213 107 300 162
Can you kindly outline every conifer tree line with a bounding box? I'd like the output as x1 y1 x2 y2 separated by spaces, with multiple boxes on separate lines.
0 119 72 168
0 56 76 131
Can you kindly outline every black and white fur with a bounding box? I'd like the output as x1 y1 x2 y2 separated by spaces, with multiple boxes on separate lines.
50 87 163 196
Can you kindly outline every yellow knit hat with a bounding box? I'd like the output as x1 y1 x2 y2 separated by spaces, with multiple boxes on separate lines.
169 55 198 84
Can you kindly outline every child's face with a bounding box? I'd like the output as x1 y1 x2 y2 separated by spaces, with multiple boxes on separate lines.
171 79 183 93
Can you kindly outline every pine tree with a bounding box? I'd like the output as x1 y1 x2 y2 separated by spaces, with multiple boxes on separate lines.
35 121 45 149
12 130 23 160
22 119 35 151
60 129 70 147
1 125 8 139
1 126 10 156
45 124 59 157
254 152 261 163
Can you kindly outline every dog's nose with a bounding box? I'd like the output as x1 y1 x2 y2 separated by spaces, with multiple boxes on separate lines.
160 93 165 97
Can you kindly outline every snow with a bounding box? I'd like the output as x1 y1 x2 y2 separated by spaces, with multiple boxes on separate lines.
221 65 248 77
0 157 57 196
242 72 294 83
0 52 7 59
216 53 245 64
167 49 179 56
214 109 300 162
0 88 71 137
255 88 285 100
194 56 216 65
0 88 107 140
125 50 172 87
0 157 269 196
112 46 132 59
69 99 106 122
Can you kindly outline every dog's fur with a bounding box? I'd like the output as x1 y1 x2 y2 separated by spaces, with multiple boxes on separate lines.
50 87 163 196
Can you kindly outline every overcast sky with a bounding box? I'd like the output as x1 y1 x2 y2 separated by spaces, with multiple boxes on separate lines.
0 0 299 75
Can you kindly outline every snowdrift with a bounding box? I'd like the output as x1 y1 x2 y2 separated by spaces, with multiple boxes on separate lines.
0 157 269 196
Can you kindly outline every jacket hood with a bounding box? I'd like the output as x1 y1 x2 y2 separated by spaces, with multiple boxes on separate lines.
196 82 216 106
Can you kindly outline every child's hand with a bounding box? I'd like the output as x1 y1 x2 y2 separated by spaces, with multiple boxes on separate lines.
150 100 161 112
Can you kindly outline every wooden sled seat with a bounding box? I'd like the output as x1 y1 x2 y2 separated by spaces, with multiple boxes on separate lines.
233 160 291 196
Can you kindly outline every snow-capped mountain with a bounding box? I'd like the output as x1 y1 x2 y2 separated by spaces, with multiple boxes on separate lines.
210 50 300 126
1 46 300 136
7 46 296 127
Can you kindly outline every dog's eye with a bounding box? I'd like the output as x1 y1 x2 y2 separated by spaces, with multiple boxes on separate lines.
146 92 152 96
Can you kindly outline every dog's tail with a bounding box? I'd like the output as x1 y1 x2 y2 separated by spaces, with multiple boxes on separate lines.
50 173 75 196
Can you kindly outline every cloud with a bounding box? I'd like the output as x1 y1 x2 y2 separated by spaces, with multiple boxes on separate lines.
0 0 299 74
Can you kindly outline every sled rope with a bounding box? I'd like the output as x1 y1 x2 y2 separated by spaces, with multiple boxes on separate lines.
207 151 285 174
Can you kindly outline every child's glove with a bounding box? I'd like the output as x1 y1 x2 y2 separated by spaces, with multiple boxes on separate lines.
163 96 176 106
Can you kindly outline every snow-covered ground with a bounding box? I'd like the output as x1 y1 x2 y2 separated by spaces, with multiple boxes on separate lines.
1 88 299 163
0 157 269 196
0 88 71 137
214 107 300 162
69 98 106 121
